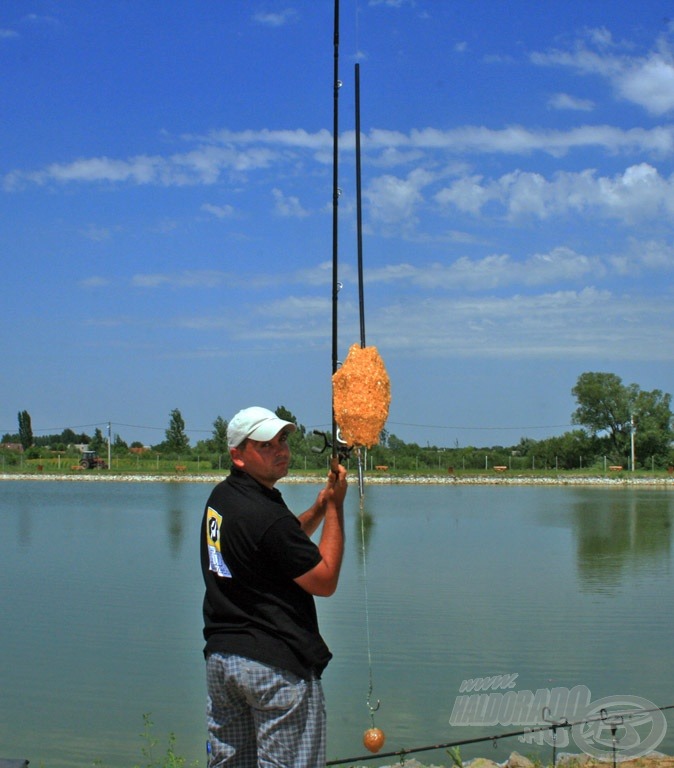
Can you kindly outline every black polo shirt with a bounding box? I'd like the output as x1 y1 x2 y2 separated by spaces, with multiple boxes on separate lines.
201 468 332 678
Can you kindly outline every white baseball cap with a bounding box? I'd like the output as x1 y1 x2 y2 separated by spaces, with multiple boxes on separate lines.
227 406 296 448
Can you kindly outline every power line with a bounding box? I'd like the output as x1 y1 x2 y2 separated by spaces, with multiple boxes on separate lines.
388 421 575 432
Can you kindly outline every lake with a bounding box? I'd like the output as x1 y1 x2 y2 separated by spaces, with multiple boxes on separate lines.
1 479 673 767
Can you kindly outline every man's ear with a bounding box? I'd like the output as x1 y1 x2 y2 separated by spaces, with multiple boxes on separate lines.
231 447 245 469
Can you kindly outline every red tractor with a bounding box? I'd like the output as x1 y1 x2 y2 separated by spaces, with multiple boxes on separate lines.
79 450 108 470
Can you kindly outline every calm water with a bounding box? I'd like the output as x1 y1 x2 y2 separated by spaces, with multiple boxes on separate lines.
1 480 673 767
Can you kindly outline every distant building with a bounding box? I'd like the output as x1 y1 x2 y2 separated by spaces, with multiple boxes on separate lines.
1 443 24 453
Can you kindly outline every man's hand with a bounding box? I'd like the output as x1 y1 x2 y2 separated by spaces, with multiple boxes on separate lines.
320 460 348 507
295 462 347 597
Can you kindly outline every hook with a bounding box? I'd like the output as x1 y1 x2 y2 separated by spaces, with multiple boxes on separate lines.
367 694 381 727
366 676 380 725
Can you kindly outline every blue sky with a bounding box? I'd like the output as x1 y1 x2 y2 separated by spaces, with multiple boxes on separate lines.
2 0 674 449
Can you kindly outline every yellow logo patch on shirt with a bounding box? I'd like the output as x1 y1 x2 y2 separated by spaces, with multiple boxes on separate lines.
206 506 232 578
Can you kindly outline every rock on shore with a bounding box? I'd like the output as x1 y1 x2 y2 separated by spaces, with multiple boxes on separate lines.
368 752 673 768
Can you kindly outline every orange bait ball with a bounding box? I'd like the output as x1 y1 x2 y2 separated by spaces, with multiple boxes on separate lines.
363 727 386 753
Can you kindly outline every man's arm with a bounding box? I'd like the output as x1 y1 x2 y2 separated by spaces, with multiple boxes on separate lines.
297 498 328 537
295 463 347 597
297 459 347 535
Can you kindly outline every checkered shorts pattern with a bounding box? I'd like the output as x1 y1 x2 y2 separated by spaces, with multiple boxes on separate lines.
206 653 326 767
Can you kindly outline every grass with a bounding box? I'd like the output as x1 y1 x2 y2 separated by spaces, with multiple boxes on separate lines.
88 715 201 768
3 455 674 481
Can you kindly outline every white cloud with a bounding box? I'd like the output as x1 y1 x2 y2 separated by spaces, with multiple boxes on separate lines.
131 271 228 289
434 163 674 223
364 168 434 230
364 247 598 291
532 28 674 116
434 174 494 214
548 93 595 111
3 144 280 190
368 0 412 7
366 288 674 361
202 203 235 219
272 188 309 218
630 238 674 270
79 276 111 289
364 124 674 158
618 55 674 114
7 123 674 193
252 9 298 27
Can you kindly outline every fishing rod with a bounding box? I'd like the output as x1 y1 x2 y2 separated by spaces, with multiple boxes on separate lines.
326 702 674 767
316 0 351 470
355 62 366 350
314 0 348 470
354 60 366 497
330 0 341 469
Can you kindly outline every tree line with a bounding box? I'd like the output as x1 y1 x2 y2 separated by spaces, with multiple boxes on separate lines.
2 373 673 471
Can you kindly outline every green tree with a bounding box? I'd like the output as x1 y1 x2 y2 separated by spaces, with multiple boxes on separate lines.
211 416 229 454
572 372 633 460
572 372 673 465
165 408 190 453
60 428 79 446
631 387 673 466
17 410 33 450
275 406 302 432
112 433 129 456
275 405 306 457
89 427 106 453
536 430 600 470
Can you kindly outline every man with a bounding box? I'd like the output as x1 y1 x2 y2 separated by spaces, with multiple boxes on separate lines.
201 406 348 767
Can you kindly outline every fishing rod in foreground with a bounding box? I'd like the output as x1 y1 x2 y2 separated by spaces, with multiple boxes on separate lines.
318 0 391 486
330 0 342 470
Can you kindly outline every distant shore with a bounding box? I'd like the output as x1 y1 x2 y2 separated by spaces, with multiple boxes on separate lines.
1 471 673 487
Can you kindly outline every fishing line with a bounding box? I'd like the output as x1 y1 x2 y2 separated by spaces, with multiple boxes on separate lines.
354 58 381 729
359 489 379 724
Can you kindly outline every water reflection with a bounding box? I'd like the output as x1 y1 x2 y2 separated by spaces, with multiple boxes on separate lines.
16 489 33 548
164 482 189 557
572 492 674 587
355 502 376 560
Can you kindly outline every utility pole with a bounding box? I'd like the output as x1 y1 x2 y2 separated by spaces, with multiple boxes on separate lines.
630 413 636 472
107 422 112 470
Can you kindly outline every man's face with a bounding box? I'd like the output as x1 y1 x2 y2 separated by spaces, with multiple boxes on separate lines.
231 427 292 488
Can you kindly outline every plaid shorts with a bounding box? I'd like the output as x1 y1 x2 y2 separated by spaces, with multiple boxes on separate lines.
206 652 326 768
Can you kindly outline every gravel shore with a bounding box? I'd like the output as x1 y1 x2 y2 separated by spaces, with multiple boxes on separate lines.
1 472 673 487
